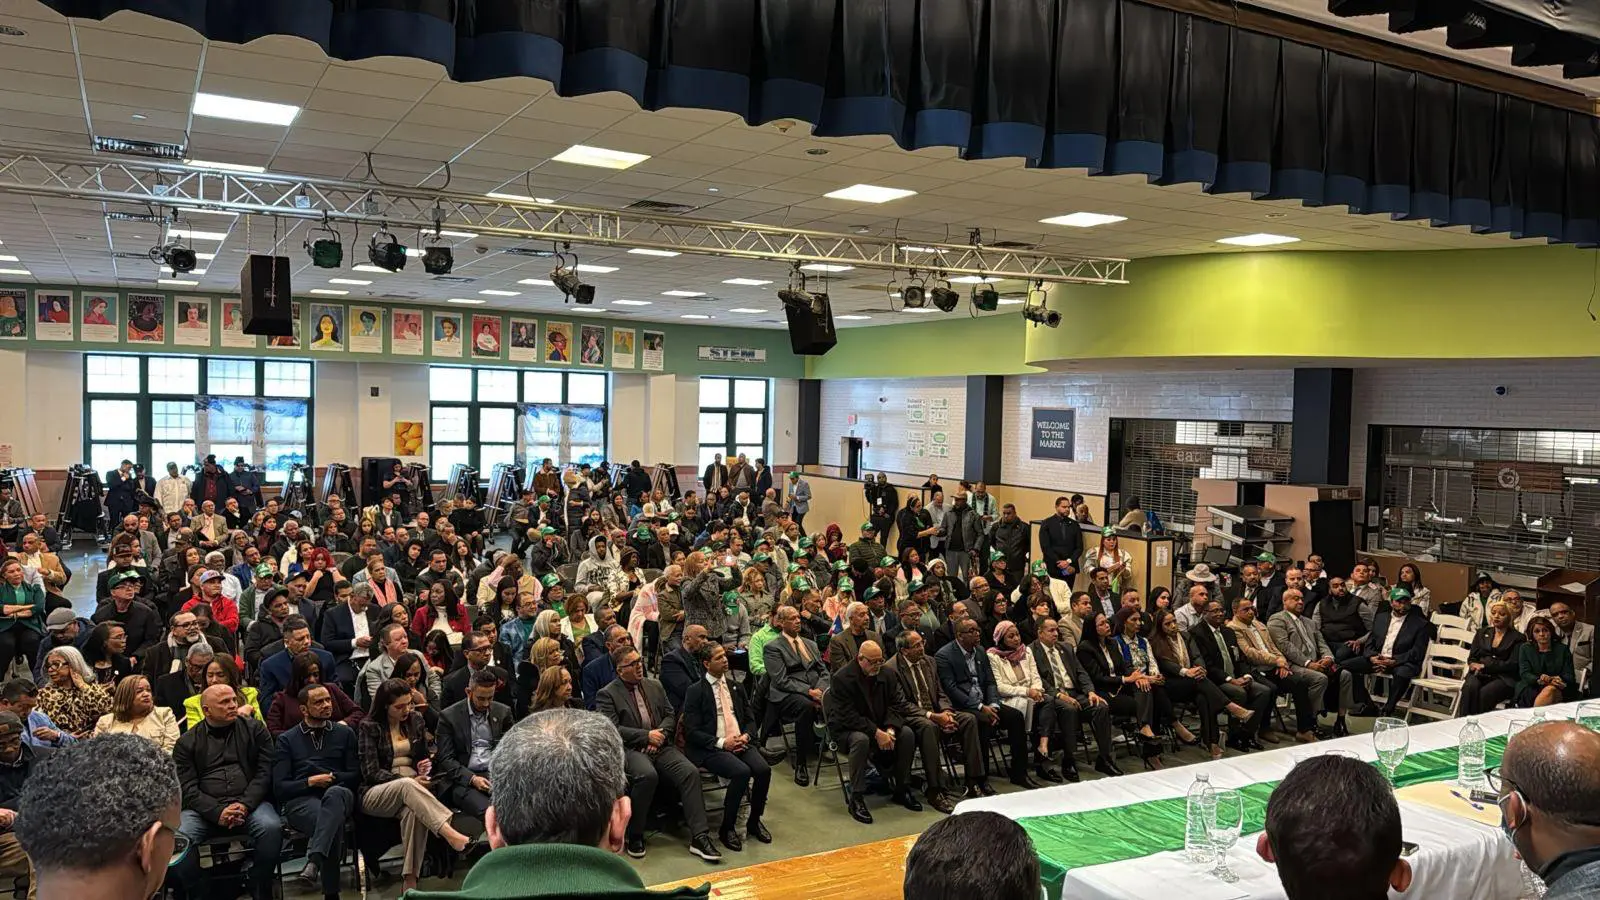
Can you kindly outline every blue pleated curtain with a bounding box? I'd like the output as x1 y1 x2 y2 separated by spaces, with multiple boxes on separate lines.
43 0 1600 245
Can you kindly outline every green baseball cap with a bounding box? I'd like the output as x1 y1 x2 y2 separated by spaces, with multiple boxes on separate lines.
540 573 560 588
253 563 276 579
838 578 856 593
791 578 813 592
1101 526 1116 537
722 590 740 603
787 563 801 573
536 495 551 505
878 555 896 567
863 585 881 600
831 559 848 571
713 567 732 578
989 548 1006 563
669 511 681 521
108 569 145 588
1256 551 1276 563
633 527 652 541
798 536 815 549
538 525 557 536
1388 586 1413 602
1030 561 1048 577
860 521 876 532
904 579 925 595
751 553 770 564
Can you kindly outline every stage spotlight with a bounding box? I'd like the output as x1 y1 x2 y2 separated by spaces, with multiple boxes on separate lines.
901 283 926 309
1022 303 1061 328
304 222 343 269
551 264 596 304
159 244 198 274
423 246 454 275
368 230 407 272
970 285 999 311
929 284 959 312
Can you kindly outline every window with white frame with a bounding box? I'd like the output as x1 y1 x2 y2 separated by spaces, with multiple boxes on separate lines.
428 366 608 480
697 377 769 470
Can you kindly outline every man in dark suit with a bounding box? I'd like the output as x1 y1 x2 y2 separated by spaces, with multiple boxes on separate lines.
154 642 213 729
928 601 973 656
1223 561 1263 616
317 581 385 693
1030 617 1118 778
660 624 709 711
1190 600 1276 751
580 626 632 710
578 607 620 667
762 605 829 787
829 640 922 824
1257 567 1304 622
1039 496 1083 584
682 643 772 852
885 630 976 813
441 631 512 710
595 646 722 864
257 616 336 713
435 670 513 818
1343 588 1431 717
825 602 883 673
935 618 1033 791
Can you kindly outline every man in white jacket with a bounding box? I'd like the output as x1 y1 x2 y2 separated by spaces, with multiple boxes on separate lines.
155 462 191 515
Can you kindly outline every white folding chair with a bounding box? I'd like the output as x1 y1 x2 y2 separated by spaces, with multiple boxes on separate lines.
1431 613 1469 633
1404 641 1471 723
1434 625 1477 652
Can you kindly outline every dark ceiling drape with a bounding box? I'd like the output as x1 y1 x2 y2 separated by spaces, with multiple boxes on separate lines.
1330 1 1600 79
44 0 1600 246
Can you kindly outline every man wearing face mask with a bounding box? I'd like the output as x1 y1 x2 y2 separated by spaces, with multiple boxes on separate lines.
15 733 184 900
1495 721 1600 899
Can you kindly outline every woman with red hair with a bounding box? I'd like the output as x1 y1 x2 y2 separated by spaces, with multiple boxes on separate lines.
302 546 345 605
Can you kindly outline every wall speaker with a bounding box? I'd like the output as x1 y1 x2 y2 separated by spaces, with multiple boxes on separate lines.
784 293 836 356
240 254 293 336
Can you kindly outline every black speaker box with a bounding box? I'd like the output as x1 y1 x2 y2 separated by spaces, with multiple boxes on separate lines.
784 294 836 355
240 254 293 336
360 456 400 507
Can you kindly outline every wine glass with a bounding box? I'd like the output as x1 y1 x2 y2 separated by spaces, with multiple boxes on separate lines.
1578 701 1600 733
1373 717 1410 783
1208 790 1245 884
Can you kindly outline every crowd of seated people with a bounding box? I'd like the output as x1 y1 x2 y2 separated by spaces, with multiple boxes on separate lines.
0 460 1588 898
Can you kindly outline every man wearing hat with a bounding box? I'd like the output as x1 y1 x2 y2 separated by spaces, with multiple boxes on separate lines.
182 569 240 635
1344 588 1431 718
31 609 89 682
0 709 46 895
1185 562 1220 598
527 525 569 581
1255 552 1282 597
846 523 886 572
91 569 162 662
228 457 262 518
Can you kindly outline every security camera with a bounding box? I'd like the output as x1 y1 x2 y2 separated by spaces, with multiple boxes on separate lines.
1495 385 1507 396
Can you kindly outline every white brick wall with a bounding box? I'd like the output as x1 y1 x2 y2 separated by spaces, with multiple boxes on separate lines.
1002 371 1296 493
1350 361 1600 487
819 377 968 477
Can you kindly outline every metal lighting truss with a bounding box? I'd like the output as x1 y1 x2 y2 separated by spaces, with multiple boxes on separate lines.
0 144 1127 285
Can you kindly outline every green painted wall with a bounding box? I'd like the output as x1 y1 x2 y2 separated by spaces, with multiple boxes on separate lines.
1025 246 1600 364
0 282 804 377
805 312 1039 378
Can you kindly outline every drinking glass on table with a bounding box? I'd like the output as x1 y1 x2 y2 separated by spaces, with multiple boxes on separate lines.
1207 790 1245 884
1577 702 1600 733
1373 717 1409 784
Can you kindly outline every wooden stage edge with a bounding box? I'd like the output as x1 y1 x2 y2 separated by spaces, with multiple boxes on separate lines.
650 834 918 899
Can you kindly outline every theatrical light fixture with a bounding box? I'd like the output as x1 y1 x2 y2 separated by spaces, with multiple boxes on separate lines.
422 245 454 275
550 245 596 305
1020 280 1061 328
304 222 343 269
900 272 928 309
970 285 999 312
368 229 407 272
151 233 198 274
927 277 960 313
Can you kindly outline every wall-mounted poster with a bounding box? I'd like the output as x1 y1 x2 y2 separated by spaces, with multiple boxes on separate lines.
611 328 636 369
545 321 572 364
579 324 605 366
432 312 463 358
471 314 501 359
0 290 26 340
349 306 383 353
219 299 256 349
82 292 119 342
34 290 72 341
392 309 423 356
127 294 165 343
308 303 345 351
642 330 664 371
268 302 302 348
174 297 211 346
508 317 539 361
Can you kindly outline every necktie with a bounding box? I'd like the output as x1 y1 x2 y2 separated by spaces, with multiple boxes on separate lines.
911 661 929 708
629 684 653 727
791 635 810 663
715 680 738 739
1213 629 1235 678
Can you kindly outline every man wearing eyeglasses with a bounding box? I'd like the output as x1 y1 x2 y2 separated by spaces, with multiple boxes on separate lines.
15 733 185 900
1493 722 1600 900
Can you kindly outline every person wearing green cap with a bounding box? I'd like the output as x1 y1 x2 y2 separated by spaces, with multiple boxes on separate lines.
714 589 752 655
528 526 571 582
983 548 1017 600
1342 586 1430 718
846 523 886 574
1081 527 1133 594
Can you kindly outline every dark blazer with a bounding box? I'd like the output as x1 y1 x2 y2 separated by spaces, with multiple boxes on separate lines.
154 669 202 729
595 677 678 750
660 647 704 711
1365 606 1431 670
1030 641 1093 702
1468 626 1526 677
434 698 513 791
1257 582 1290 621
258 646 336 714
883 653 951 719
1075 638 1134 695
440 663 512 710
828 659 915 739
356 711 432 800
824 628 884 674
762 632 830 701
934 640 998 712
579 629 609 667
681 675 753 765
1038 514 1083 577
1189 619 1251 686
317 603 385 665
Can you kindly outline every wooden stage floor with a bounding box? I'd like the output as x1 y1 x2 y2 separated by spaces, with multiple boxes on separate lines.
650 834 916 899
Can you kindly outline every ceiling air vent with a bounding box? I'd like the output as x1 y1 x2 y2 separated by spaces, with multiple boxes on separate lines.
990 240 1036 250
627 199 697 215
93 136 186 160
0 24 26 37
105 211 165 223
430 275 477 284
499 247 556 258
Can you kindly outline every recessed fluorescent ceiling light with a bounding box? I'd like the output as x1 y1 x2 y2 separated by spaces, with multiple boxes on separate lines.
486 192 534 203
480 290 519 297
551 144 650 170
728 308 767 314
0 255 16 262
574 264 617 274
191 92 300 127
900 245 941 253
166 228 229 241
447 298 487 305
723 278 772 286
0 268 30 276
997 298 1025 305
328 278 371 286
823 184 916 203
1040 212 1127 228
662 290 703 297
680 314 711 319
628 248 680 257
186 159 266 174
437 230 478 239
352 264 392 273
159 279 199 286
902 307 936 313
949 275 998 284
194 253 215 261
1216 233 1301 247
518 278 555 287
799 263 854 273
611 299 651 306
309 289 348 295
837 314 872 320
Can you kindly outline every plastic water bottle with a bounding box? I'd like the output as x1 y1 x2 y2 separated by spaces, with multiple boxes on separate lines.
1185 772 1217 865
1458 718 1487 789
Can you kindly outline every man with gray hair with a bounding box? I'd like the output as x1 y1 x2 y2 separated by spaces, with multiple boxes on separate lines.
407 710 711 899
824 601 883 673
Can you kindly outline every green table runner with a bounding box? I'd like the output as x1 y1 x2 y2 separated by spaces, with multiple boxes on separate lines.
1023 737 1507 900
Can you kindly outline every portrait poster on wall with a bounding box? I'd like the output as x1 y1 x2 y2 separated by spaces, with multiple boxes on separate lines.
578 324 605 366
219 299 257 348
127 294 165 343
392 309 424 355
308 304 346 351
268 303 302 348
174 297 211 347
81 292 119 343
545 321 572 364
471 314 502 359
642 329 664 371
34 290 72 341
508 317 539 361
611 328 636 369
349 306 383 353
431 312 463 358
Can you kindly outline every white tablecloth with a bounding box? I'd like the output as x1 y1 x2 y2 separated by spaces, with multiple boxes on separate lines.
955 703 1581 899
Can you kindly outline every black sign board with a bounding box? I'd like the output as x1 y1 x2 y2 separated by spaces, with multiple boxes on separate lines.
1030 408 1077 461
